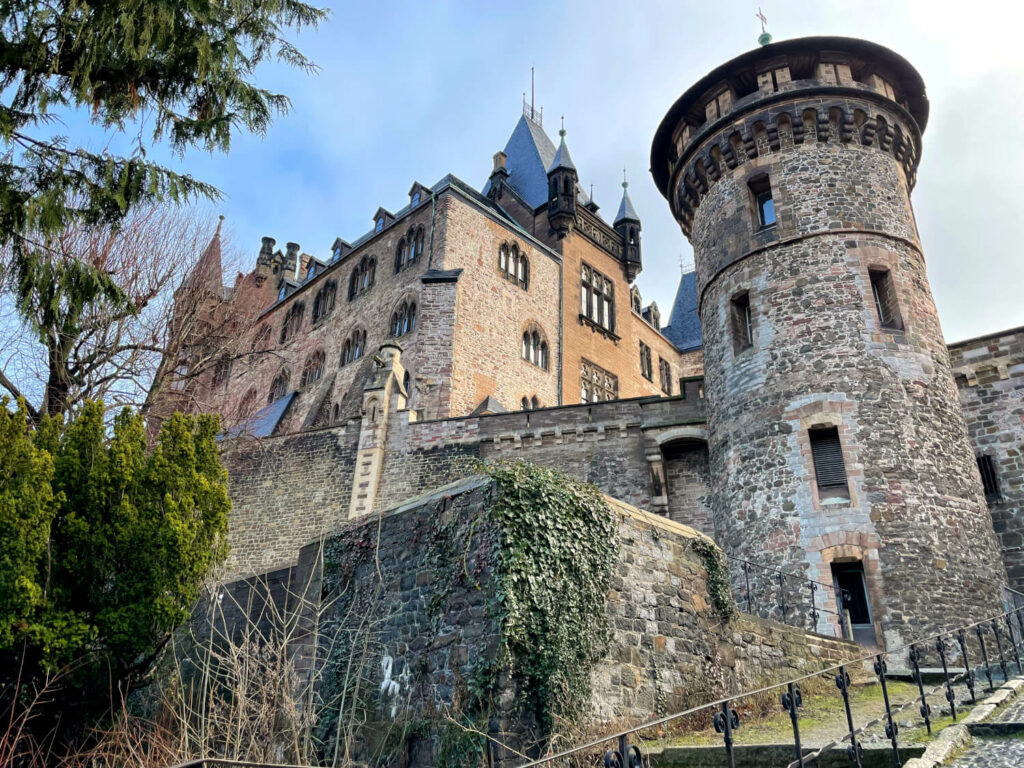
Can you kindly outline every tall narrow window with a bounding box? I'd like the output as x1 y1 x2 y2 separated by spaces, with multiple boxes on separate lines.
730 291 753 353
521 325 549 370
749 174 776 229
977 454 1001 503
580 264 615 334
809 426 849 500
498 243 528 289
639 341 653 381
658 358 672 395
868 268 903 331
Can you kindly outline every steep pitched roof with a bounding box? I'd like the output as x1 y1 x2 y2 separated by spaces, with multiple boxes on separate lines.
483 114 558 209
614 184 640 224
661 271 703 351
185 216 224 295
547 132 576 173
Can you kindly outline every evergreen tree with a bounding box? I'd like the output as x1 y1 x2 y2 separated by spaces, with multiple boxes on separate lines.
0 399 230 689
0 0 328 417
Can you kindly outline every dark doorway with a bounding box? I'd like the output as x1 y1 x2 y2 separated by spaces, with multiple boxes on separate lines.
832 561 875 646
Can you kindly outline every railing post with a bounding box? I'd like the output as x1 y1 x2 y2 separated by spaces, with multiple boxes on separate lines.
836 666 863 767
808 581 819 632
743 561 752 614
992 619 1010 684
779 572 787 623
957 628 977 704
604 734 641 768
976 624 996 692
1005 613 1023 675
713 700 740 768
936 635 958 722
782 682 804 767
1016 607 1024 655
874 655 901 768
908 644 932 735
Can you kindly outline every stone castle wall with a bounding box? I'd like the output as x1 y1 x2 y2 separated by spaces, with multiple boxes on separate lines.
950 327 1024 589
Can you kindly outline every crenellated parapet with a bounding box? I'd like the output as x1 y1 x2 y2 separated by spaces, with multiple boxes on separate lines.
651 37 929 238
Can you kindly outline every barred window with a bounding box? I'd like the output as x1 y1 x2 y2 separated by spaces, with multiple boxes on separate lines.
658 357 672 395
498 243 528 289
639 341 653 381
280 302 305 344
580 358 618 403
977 454 1001 502
581 264 615 332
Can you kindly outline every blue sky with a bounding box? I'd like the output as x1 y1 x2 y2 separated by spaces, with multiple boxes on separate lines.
64 0 1024 343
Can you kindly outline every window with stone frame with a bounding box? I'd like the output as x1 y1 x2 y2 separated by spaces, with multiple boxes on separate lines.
212 356 232 390
639 341 653 381
749 173 776 229
389 299 417 337
498 242 529 290
809 426 850 502
237 388 258 419
630 285 642 314
977 454 1001 503
312 280 337 323
658 357 672 395
521 324 549 370
868 268 903 331
268 368 290 404
279 301 305 344
580 263 615 333
341 328 367 366
301 349 326 387
348 255 376 300
395 226 425 273
730 291 753 353
580 358 618 403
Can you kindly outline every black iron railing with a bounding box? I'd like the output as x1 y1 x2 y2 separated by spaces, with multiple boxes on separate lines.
726 554 850 639
516 588 1024 768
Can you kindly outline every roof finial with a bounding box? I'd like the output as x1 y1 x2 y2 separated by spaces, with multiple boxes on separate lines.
590 183 594 200
559 115 566 138
530 65 535 121
622 168 628 190
756 7 772 46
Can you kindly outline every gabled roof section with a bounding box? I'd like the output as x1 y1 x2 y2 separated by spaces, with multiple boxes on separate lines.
662 271 703 351
184 216 225 295
486 114 558 209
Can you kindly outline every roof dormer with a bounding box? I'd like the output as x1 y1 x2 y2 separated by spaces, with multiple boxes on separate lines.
408 182 430 208
372 207 395 234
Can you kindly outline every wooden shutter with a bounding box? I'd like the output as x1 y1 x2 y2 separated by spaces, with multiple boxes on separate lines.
810 428 847 489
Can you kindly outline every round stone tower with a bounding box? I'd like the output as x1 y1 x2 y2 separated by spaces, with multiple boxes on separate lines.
650 37 1005 647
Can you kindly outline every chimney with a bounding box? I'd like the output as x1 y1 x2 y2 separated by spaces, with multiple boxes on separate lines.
493 151 507 172
286 242 300 279
260 236 276 257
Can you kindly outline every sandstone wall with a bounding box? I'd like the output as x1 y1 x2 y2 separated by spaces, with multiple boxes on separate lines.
949 327 1024 589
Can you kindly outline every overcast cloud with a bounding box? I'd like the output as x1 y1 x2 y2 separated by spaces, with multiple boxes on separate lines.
60 0 1024 343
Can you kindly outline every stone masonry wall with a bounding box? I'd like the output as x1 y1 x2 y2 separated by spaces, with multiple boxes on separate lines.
689 106 1005 647
300 476 858 765
949 327 1024 589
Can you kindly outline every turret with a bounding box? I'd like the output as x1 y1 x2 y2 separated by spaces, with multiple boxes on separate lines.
614 177 642 280
546 125 577 238
650 35 1004 648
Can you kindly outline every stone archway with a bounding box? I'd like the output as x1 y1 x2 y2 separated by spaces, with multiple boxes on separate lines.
656 431 713 538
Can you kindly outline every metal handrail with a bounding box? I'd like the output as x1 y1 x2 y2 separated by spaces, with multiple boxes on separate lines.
515 595 1024 767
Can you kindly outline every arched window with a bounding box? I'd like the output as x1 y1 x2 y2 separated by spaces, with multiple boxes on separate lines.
268 368 290 404
341 328 367 366
403 371 412 405
521 396 529 411
301 349 326 387
332 402 341 423
312 280 337 322
498 242 528 290
212 355 232 390
521 324 549 370
348 256 376 300
238 388 258 419
414 227 425 261
389 299 417 337
395 238 409 273
279 302 305 344
531 396 540 409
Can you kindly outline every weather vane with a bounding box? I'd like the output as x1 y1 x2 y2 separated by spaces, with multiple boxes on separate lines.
756 7 772 46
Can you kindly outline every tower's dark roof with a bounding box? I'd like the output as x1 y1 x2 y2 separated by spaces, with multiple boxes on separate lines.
614 186 640 224
650 36 929 198
487 114 558 209
548 134 577 174
661 271 703 351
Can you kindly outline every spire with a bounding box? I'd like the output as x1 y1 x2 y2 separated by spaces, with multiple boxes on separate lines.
186 215 225 294
614 173 640 224
547 118 577 173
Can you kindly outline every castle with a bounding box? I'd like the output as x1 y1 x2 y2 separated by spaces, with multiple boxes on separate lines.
165 36 1024 655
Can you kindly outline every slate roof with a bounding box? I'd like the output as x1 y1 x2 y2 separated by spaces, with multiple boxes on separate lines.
220 391 295 440
661 271 703 351
614 186 640 224
482 114 558 209
547 134 577 173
